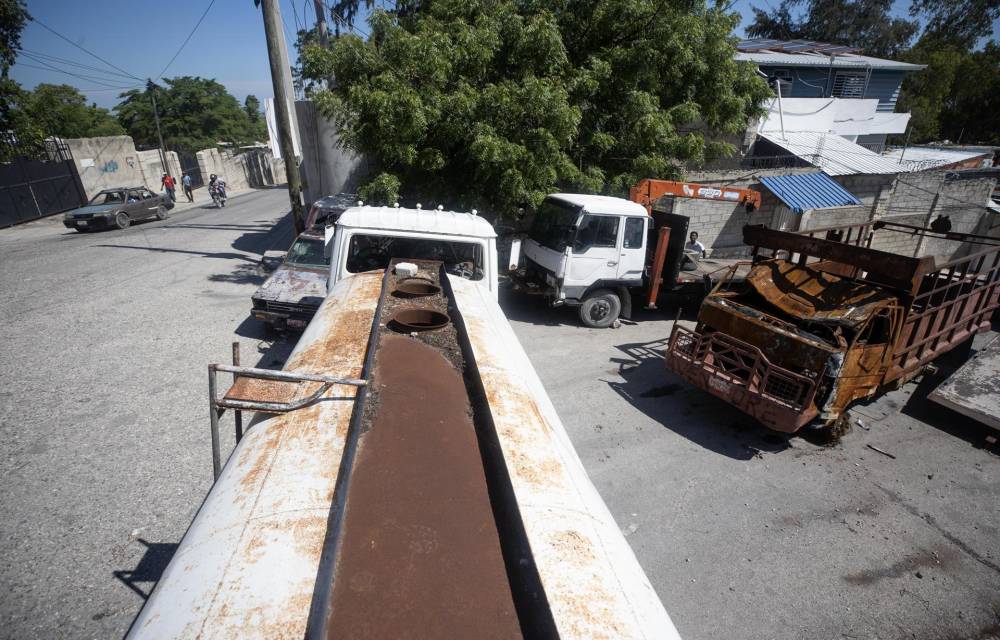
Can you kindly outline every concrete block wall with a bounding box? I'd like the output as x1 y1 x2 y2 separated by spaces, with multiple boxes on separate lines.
66 136 148 199
196 148 251 191
800 205 871 231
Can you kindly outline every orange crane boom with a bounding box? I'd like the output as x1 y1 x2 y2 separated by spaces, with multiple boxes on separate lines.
629 178 761 214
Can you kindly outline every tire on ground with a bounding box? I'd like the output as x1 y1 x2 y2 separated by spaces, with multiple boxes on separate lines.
155 205 168 220
115 211 130 230
578 288 621 328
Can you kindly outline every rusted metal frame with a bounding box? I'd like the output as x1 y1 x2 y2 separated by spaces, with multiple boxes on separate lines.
743 224 928 292
673 326 816 410
645 226 671 309
874 220 1000 246
206 364 367 481
304 266 390 640
896 292 1000 365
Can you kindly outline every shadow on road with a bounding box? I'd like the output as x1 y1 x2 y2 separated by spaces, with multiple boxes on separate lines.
499 285 702 327
606 337 791 460
112 539 179 600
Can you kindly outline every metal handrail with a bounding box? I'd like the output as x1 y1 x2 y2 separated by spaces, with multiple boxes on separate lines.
207 346 367 480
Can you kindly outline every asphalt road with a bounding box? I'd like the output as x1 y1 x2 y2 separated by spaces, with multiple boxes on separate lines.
0 189 295 639
1 192 998 639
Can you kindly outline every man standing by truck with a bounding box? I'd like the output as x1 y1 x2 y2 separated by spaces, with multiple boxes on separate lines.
686 230 707 259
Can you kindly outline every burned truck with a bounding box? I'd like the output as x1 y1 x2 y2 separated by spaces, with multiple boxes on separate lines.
665 220 1000 433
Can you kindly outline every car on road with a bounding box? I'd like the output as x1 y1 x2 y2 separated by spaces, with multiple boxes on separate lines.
63 187 173 232
305 192 358 230
250 230 329 331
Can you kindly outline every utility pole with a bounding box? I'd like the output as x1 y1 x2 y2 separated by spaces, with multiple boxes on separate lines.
261 0 305 234
147 79 169 176
313 0 330 47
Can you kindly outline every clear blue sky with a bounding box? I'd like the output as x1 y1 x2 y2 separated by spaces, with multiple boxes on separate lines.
8 0 993 111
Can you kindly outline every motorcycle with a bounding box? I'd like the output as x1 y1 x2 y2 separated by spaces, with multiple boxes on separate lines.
210 183 227 208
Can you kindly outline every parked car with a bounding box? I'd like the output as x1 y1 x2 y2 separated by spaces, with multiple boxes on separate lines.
63 187 173 232
250 231 329 331
305 192 358 230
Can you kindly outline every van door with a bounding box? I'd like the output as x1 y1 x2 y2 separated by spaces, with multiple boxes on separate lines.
564 214 621 294
617 217 647 282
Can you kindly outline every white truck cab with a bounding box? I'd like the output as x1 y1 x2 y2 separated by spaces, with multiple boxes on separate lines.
326 205 499 298
515 193 650 327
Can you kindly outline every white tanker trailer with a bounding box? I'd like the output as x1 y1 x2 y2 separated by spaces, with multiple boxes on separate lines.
127 206 680 639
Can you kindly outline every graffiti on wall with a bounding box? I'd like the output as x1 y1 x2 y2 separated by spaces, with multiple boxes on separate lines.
99 160 119 174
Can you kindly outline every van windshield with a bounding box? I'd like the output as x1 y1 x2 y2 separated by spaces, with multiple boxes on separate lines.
529 199 579 252
285 237 329 267
345 234 484 280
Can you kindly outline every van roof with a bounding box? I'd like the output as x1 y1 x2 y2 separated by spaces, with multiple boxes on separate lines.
547 193 647 216
336 206 497 239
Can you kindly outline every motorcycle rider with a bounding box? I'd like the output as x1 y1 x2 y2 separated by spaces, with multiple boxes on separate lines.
208 174 227 202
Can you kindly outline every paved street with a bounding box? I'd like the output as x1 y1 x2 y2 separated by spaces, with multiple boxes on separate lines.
1 192 999 639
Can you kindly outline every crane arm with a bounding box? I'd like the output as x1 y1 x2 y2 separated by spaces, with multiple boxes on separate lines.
629 178 761 214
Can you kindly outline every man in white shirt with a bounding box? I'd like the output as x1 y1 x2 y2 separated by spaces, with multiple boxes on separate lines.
685 231 707 259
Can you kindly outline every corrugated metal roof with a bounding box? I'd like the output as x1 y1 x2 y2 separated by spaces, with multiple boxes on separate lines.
758 172 862 213
759 131 906 175
735 51 925 71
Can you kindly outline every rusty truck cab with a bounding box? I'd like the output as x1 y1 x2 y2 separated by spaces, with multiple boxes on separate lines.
666 224 932 432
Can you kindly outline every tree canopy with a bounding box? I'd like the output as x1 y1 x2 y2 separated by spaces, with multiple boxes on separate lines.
115 77 267 154
0 0 29 77
302 0 769 214
746 0 918 58
22 83 124 138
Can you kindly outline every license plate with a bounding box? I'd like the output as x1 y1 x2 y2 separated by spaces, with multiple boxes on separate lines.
288 319 307 328
77 221 88 227
708 377 731 394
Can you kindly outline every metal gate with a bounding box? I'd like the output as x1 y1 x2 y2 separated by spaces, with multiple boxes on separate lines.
177 151 203 189
0 139 87 228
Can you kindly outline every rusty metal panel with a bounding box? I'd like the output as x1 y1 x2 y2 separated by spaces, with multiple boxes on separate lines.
128 272 382 640
450 276 680 639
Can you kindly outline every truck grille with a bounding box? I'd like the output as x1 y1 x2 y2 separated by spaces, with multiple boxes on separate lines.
668 326 817 410
265 300 317 319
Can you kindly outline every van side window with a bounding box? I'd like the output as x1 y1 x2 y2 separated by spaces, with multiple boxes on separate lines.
623 218 644 249
575 215 619 251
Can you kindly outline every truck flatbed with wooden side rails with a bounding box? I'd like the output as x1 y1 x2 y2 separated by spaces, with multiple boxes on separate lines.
127 206 679 639
665 219 1000 434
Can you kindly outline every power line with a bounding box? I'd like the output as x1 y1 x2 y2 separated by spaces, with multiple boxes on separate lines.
30 16 144 81
323 0 370 38
157 0 218 80
19 48 139 81
17 57 142 90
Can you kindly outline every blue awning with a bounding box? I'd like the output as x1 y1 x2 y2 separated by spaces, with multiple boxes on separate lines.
758 172 862 214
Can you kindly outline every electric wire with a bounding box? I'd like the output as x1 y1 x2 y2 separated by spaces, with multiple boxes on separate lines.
156 0 218 80
30 15 143 81
17 57 142 90
18 48 139 81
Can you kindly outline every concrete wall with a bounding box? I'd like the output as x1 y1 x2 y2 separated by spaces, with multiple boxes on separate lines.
679 167 996 262
196 147 286 191
66 136 148 198
296 100 369 204
66 136 187 199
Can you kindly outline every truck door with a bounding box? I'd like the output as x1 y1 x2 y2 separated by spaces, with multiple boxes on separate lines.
834 307 899 407
617 217 647 281
564 214 620 292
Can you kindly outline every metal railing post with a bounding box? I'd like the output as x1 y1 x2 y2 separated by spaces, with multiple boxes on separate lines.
232 342 243 442
208 364 222 481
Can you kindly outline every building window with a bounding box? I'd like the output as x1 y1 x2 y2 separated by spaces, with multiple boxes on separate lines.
832 72 867 98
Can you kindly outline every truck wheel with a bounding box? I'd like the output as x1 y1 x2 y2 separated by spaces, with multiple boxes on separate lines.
579 289 621 328
114 212 130 229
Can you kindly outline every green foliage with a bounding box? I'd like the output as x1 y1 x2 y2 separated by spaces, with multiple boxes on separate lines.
909 0 1000 49
115 77 267 154
244 94 262 123
303 0 769 216
0 0 29 76
746 0 918 58
23 83 124 138
898 36 1000 145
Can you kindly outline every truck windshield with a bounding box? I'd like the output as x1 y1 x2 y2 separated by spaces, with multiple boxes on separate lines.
285 237 329 267
529 200 579 252
346 234 484 280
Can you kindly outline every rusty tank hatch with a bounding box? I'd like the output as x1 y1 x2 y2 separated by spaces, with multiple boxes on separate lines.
303 260 557 640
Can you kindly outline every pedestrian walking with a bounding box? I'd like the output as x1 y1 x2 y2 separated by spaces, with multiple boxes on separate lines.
182 173 194 202
161 173 176 202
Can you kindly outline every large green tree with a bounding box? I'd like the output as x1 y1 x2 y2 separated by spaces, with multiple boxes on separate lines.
910 0 1000 49
746 0 918 58
23 83 124 138
0 0 28 77
302 0 769 214
115 77 267 153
